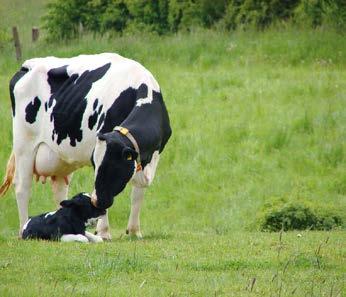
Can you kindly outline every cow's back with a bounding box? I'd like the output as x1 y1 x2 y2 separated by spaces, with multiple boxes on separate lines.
11 53 161 165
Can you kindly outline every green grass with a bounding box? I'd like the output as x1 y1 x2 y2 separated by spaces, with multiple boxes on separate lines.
0 12 345 296
0 231 344 296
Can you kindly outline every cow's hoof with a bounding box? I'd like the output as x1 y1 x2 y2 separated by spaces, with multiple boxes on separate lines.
126 229 143 240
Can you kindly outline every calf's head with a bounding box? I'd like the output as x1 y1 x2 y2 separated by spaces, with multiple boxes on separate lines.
91 132 138 209
60 193 106 221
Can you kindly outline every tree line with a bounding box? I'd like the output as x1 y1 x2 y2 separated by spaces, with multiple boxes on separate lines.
42 0 346 40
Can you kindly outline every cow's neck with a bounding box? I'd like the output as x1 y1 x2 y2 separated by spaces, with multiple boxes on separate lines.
119 90 166 167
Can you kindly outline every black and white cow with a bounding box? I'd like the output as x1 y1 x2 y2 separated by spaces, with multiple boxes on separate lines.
0 53 171 239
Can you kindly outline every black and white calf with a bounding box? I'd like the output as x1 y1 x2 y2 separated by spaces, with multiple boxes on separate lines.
0 53 171 239
22 193 106 242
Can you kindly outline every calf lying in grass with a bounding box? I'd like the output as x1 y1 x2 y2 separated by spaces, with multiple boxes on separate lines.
22 193 106 243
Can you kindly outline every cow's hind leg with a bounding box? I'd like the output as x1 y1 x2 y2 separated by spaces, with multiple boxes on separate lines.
13 154 35 237
51 174 72 207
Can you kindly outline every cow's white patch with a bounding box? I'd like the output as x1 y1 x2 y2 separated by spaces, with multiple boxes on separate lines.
44 211 56 219
22 218 32 231
93 139 107 181
82 192 91 198
136 90 153 107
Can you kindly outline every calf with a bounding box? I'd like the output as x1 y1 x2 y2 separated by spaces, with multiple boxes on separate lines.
22 193 106 242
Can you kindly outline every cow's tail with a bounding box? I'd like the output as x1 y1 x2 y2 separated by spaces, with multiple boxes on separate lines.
0 152 15 197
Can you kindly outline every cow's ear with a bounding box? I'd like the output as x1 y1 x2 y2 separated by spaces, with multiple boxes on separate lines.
60 200 73 208
122 147 138 161
97 133 107 141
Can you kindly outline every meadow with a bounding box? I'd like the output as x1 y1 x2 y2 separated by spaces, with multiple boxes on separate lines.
0 2 345 295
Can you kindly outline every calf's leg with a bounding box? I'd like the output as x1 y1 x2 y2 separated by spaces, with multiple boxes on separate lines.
61 234 89 243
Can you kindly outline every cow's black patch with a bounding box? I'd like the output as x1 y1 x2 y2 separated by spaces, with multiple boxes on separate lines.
88 98 103 130
25 96 41 124
98 104 103 114
50 63 111 146
44 101 48 111
88 110 98 130
93 99 99 110
9 67 29 116
47 65 69 96
99 87 137 133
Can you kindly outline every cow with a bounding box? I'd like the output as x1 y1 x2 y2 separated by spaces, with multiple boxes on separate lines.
0 53 172 240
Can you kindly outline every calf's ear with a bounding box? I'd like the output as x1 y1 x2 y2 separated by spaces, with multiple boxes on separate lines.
122 147 138 161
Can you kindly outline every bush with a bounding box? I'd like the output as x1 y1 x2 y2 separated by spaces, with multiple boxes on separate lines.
294 0 346 30
101 0 129 33
43 0 90 40
260 201 343 231
222 0 300 30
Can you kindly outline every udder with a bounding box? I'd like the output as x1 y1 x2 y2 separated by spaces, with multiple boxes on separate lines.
34 143 76 184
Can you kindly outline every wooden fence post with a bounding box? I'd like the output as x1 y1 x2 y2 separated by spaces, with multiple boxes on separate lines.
12 26 22 61
32 27 39 42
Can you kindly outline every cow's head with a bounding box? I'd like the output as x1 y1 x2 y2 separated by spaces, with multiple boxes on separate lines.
91 132 138 209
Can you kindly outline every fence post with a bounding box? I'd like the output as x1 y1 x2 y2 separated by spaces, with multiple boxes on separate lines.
32 27 39 42
12 26 22 61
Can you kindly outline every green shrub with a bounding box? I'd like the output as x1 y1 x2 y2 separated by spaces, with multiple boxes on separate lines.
124 0 169 34
101 0 129 33
43 0 90 40
294 0 346 30
260 201 343 231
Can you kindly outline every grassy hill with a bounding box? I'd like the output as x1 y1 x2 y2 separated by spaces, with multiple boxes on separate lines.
0 3 345 295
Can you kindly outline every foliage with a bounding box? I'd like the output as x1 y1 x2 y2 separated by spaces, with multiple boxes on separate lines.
260 200 343 232
222 0 301 30
42 0 346 40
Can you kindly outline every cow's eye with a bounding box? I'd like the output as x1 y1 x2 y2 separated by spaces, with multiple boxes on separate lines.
126 154 132 161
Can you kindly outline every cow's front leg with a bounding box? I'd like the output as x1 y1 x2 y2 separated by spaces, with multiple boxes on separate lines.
96 210 111 240
126 186 145 239
14 154 34 237
51 174 72 207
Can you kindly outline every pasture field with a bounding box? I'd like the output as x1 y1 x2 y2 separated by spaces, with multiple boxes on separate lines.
0 19 345 297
